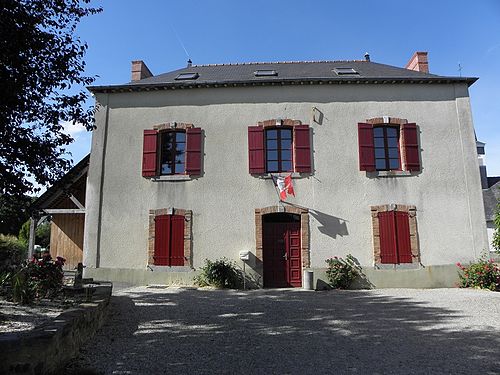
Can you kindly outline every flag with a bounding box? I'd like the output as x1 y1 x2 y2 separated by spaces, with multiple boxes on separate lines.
284 174 295 197
276 177 287 200
275 174 295 200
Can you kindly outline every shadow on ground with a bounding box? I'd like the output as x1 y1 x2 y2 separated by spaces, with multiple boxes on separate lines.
64 288 500 375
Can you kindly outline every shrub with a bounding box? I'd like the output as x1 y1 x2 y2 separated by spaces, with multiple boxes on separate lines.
0 234 27 273
195 258 242 289
457 258 500 291
325 254 361 289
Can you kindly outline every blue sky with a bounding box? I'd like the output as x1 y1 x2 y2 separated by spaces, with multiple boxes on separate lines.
69 0 500 175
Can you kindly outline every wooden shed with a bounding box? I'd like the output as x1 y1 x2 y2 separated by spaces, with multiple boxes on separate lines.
31 155 89 270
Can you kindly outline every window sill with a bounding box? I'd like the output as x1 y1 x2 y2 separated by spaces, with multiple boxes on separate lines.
257 172 307 179
151 175 192 181
368 170 413 178
375 263 421 270
148 265 192 272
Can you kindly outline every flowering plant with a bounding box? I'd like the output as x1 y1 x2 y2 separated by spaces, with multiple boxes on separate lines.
325 254 361 289
456 257 500 291
28 253 66 295
11 253 66 304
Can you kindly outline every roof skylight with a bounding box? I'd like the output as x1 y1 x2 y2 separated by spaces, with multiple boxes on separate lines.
175 72 199 80
332 67 359 75
254 70 278 77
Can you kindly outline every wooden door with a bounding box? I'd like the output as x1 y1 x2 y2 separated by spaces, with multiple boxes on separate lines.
263 221 301 288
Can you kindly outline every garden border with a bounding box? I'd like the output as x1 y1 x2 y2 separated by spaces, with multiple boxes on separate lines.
0 283 112 375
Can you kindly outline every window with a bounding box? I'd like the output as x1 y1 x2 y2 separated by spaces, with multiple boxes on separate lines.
374 126 400 171
154 214 184 266
254 70 278 77
248 123 311 174
175 72 199 80
358 122 420 173
148 208 192 267
333 67 359 75
160 131 186 175
265 128 293 173
377 210 412 264
142 127 202 177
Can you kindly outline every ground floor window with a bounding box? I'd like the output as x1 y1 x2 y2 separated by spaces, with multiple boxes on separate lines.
148 208 192 267
154 214 184 266
371 204 419 265
378 211 411 263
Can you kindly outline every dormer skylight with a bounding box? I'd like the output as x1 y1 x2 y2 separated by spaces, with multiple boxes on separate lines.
175 72 199 80
333 67 359 75
254 70 278 77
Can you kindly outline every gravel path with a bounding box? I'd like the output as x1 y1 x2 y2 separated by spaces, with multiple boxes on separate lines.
66 287 500 375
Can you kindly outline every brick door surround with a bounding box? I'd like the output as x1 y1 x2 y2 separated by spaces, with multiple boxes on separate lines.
255 206 310 272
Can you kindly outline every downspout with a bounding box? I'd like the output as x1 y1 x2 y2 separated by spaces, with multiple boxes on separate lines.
95 94 111 268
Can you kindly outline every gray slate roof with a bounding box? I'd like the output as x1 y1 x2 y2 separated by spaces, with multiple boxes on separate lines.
89 60 477 93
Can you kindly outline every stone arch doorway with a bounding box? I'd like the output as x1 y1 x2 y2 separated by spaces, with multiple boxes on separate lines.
255 206 309 288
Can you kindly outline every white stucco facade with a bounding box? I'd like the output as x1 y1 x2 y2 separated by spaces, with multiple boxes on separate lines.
83 82 488 288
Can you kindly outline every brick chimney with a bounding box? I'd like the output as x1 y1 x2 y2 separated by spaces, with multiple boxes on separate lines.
405 51 429 73
131 60 153 81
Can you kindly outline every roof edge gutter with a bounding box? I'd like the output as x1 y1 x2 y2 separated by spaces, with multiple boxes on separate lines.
88 76 478 93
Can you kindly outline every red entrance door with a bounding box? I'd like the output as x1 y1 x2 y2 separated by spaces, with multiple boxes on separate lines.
263 220 302 288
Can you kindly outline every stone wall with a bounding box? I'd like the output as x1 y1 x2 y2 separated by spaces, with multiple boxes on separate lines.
0 284 112 375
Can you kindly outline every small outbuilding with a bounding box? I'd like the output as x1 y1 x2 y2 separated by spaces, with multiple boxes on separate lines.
30 155 89 270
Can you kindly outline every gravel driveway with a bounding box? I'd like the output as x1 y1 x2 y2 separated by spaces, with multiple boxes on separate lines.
65 287 500 375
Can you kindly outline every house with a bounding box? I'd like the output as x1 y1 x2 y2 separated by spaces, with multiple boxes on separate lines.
78 51 488 288
477 140 500 251
484 180 500 251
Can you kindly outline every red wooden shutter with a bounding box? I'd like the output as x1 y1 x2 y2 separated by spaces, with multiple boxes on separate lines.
186 127 202 175
395 211 412 263
358 123 375 172
378 211 397 264
248 126 265 174
142 129 158 177
402 123 420 171
294 125 312 173
154 215 171 266
170 215 185 266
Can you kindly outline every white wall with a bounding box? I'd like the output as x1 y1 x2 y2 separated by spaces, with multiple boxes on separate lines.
487 221 496 251
84 83 488 275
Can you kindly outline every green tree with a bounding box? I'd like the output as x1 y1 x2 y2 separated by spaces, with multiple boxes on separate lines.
0 0 101 198
35 222 51 248
18 221 30 245
493 202 500 253
0 194 32 235
19 220 51 248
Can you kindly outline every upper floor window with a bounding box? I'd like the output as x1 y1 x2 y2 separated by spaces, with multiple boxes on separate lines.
248 121 311 175
160 131 186 175
358 121 420 173
266 128 293 173
374 126 400 171
142 125 202 178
